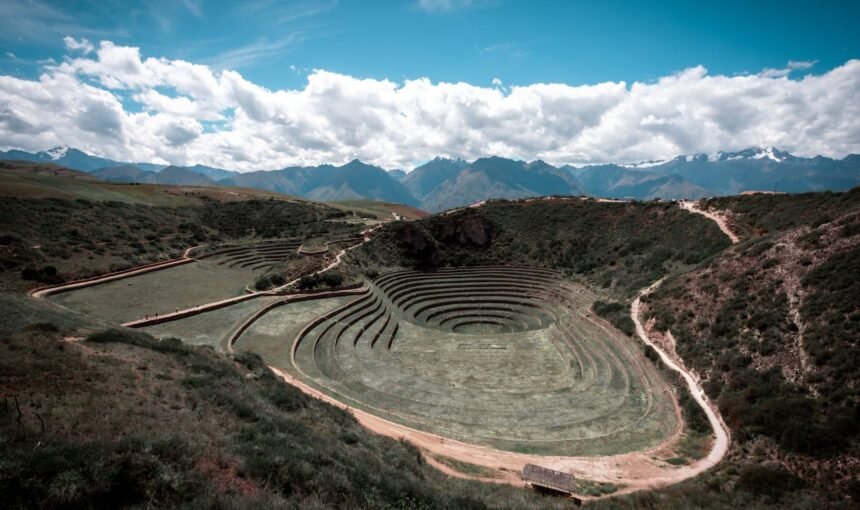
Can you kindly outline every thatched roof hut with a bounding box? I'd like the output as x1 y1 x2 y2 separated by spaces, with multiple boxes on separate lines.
522 464 575 494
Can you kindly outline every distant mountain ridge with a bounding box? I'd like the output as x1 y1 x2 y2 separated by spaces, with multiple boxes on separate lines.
2 145 858 211
0 146 165 173
219 160 417 205
418 157 584 212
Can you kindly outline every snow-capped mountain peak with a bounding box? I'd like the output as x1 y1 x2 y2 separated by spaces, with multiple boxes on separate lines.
622 159 669 169
44 146 71 160
750 146 785 162
670 147 791 164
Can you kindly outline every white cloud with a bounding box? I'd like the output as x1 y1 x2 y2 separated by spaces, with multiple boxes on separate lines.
63 36 94 54
0 41 858 170
788 60 817 70
760 59 818 78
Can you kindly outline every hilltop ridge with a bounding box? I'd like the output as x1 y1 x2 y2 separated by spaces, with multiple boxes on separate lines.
3 146 858 211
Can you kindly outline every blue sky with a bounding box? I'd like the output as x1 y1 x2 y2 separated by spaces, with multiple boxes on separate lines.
0 0 858 170
2 0 857 88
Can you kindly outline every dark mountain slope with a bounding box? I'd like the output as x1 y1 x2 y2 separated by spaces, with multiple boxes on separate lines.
573 164 708 199
155 166 217 186
183 164 238 181
351 198 730 296
419 157 582 212
221 160 418 205
649 148 860 195
91 165 158 184
0 146 165 173
401 157 469 200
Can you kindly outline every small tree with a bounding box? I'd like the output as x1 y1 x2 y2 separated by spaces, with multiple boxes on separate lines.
321 271 343 288
298 274 320 291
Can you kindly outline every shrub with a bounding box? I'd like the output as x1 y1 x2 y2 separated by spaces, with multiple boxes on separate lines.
735 464 805 500
253 275 272 291
298 274 320 291
20 265 62 284
592 300 635 336
321 271 343 288
86 329 189 356
0 437 205 509
644 345 660 362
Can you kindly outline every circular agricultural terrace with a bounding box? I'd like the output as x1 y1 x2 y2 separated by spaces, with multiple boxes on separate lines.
249 266 679 457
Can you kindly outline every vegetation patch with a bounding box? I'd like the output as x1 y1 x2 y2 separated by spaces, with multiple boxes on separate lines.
430 454 502 478
350 199 730 299
570 479 622 497
2 325 576 509
592 300 635 336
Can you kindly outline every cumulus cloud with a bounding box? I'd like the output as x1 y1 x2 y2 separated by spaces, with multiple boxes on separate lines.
63 36 94 54
0 40 858 170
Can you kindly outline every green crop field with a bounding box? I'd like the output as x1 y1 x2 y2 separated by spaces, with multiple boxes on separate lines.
140 295 283 348
233 296 360 365
47 238 303 323
236 266 679 456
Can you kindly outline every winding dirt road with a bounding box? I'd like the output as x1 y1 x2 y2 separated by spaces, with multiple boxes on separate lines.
630 280 732 481
680 200 740 244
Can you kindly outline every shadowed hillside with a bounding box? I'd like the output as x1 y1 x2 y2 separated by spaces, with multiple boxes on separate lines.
641 188 860 498
349 197 730 298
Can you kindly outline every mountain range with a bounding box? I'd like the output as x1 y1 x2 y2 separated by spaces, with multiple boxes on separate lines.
2 145 857 211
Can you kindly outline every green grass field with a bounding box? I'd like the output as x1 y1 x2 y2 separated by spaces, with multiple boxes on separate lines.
45 239 305 324
233 296 359 365
237 266 680 456
140 295 283 348
48 259 259 323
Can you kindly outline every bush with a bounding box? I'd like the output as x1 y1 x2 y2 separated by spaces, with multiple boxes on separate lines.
299 271 343 291
321 271 343 288
20 265 62 284
592 301 636 336
644 345 660 362
253 273 286 291
0 437 205 509
298 274 320 291
735 464 805 500
86 329 189 356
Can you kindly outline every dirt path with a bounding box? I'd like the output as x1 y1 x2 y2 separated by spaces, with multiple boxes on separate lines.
679 200 740 244
267 226 378 293
630 280 732 480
